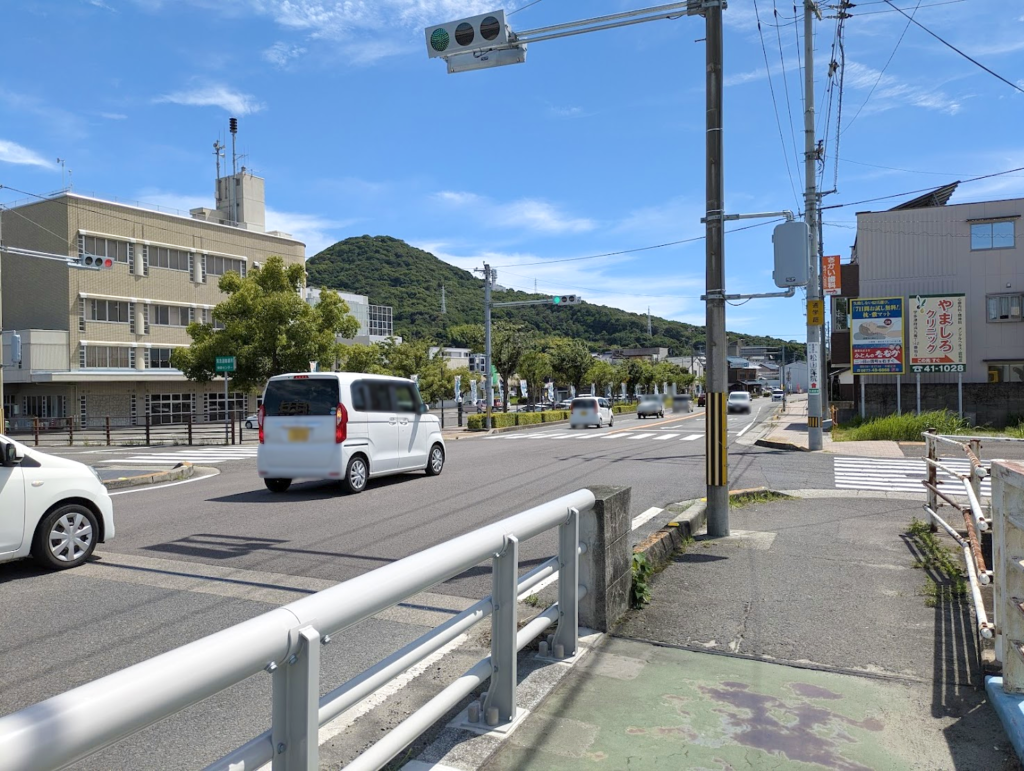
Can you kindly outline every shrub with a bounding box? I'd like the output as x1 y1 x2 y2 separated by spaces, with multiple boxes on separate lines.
612 404 637 415
834 410 969 442
466 409 569 430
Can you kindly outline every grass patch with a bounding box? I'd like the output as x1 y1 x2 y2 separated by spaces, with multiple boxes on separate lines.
833 410 969 442
523 594 541 608
729 490 794 508
906 517 967 606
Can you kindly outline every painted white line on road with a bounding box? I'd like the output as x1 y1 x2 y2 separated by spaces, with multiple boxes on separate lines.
600 433 630 439
681 434 702 441
108 471 219 495
631 506 664 530
736 405 762 437
628 433 656 440
652 433 680 441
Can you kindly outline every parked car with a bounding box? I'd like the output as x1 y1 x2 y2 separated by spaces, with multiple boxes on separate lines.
727 391 752 414
257 373 446 494
244 413 259 429
557 399 573 410
771 389 784 402
0 434 115 570
569 397 614 429
637 395 665 419
697 393 706 408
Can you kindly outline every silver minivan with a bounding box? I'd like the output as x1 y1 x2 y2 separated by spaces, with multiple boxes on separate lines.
257 373 446 494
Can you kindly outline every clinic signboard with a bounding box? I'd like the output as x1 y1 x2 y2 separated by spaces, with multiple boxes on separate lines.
851 297 905 375
909 294 966 374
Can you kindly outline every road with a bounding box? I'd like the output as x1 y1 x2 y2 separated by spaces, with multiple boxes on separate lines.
0 401 836 769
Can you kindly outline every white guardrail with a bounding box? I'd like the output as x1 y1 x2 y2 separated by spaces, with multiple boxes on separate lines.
0 489 596 771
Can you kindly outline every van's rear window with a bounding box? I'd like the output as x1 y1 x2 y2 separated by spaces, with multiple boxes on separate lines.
263 378 339 416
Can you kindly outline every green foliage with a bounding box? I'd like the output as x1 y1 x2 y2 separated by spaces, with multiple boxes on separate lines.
833 410 969 442
630 552 653 609
906 518 967 606
586 360 618 394
551 339 592 392
304 235 802 355
492 322 528 412
466 410 570 430
612 404 637 415
340 343 388 374
518 351 553 404
171 256 358 392
446 323 484 351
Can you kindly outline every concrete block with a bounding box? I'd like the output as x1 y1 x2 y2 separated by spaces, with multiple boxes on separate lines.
581 486 631 632
987 676 1024 762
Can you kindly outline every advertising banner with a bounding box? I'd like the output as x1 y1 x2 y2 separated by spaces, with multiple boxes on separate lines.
851 297 905 375
909 294 966 373
823 255 842 296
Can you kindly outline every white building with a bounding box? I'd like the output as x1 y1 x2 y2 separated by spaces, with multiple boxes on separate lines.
304 287 395 345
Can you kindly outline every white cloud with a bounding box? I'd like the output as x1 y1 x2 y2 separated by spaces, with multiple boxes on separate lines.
262 41 307 67
548 105 588 119
844 60 961 116
0 139 54 169
155 83 265 114
88 0 118 11
100 112 128 120
434 190 595 234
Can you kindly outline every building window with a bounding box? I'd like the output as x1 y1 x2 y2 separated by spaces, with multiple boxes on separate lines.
150 246 191 271
84 346 132 368
149 393 193 424
90 299 131 323
149 348 175 368
152 304 191 327
368 304 393 337
987 293 1023 322
989 363 1024 383
204 391 246 422
23 395 65 419
83 235 129 263
971 221 1015 251
205 255 246 277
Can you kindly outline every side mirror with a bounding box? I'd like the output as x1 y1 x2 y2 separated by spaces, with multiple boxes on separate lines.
3 442 22 465
419 402 429 415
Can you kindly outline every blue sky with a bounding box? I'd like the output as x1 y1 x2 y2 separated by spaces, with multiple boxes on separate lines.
2 0 1022 344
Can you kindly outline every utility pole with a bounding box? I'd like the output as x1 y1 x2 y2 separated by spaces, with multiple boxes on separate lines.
0 204 4 430
704 0 729 537
481 264 493 430
819 232 830 426
804 0 823 451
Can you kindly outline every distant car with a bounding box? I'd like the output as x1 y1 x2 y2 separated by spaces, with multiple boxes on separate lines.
570 397 613 429
697 393 706 408
637 395 664 419
727 391 752 414
771 389 784 402
556 400 573 410
244 413 259 429
529 403 555 412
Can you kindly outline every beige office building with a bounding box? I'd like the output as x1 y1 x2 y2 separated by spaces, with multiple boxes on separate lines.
1 171 305 428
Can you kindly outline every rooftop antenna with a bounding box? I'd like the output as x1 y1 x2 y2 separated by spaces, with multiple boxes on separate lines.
56 158 67 191
228 117 238 224
213 139 225 180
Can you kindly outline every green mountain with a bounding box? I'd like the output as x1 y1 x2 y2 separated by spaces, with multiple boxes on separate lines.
306 235 804 358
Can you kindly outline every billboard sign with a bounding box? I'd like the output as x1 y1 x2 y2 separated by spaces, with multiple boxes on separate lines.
851 297 905 375
807 342 820 394
909 294 966 373
823 255 841 296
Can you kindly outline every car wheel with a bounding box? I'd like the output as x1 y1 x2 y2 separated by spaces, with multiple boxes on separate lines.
610 417 614 427
245 420 255 429
426 444 445 476
33 504 98 570
659 411 664 419
265 478 291 493
343 455 369 494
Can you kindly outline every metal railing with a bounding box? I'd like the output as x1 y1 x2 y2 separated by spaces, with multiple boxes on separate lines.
0 489 595 771
920 430 1024 640
4 411 255 447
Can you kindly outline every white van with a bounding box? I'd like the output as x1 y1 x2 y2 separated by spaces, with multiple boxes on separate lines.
570 397 613 429
257 373 446 494
0 435 115 570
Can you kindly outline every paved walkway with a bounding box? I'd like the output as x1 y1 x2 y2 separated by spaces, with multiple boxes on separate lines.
759 395 905 458
482 494 1017 771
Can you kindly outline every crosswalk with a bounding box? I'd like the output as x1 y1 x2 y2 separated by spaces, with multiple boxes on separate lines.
833 456 991 495
484 430 708 443
96 446 259 466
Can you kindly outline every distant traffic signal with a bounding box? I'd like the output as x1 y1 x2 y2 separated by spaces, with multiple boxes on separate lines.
80 255 113 269
552 295 581 305
425 10 509 59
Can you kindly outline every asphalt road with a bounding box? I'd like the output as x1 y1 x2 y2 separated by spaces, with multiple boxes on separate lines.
0 401 838 769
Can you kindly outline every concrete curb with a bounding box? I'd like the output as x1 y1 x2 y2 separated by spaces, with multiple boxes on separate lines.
102 462 194 490
633 500 707 568
986 676 1024 762
754 436 810 452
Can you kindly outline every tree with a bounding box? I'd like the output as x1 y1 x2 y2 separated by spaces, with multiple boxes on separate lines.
340 343 387 374
518 351 553 405
623 359 646 397
446 324 485 352
171 256 359 391
551 339 593 395
492 322 528 412
586 360 617 397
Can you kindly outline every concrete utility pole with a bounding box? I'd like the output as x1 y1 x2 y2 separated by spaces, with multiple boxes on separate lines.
483 264 493 431
804 0 823 451
704 1 729 537
819 233 830 426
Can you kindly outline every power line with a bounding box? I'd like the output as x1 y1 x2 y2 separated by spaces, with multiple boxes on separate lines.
882 0 1024 95
839 156 1024 177
776 1 803 180
508 0 545 17
820 165 1024 210
842 0 922 135
846 0 965 15
753 0 801 210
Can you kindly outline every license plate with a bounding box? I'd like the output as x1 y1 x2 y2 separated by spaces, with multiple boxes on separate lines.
288 427 310 442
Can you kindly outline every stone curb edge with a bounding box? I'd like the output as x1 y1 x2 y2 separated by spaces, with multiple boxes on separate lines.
754 436 810 452
103 462 195 490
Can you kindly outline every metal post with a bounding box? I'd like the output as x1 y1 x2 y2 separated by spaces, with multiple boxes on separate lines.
33 416 39 446
958 372 963 419
145 413 150 445
860 378 865 420
105 416 111 446
67 416 73 446
484 263 493 431
896 375 901 415
916 373 921 416
484 534 518 726
969 438 982 503
554 507 579 659
804 0 822 452
231 410 236 445
271 626 320 771
819 237 830 428
224 375 230 445
704 0 729 537
188 413 193 446
925 428 938 532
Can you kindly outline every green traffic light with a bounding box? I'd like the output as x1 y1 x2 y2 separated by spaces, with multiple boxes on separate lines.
552 296 561 304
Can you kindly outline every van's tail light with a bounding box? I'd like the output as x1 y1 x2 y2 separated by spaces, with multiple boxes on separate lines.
335 403 348 444
258 405 265 444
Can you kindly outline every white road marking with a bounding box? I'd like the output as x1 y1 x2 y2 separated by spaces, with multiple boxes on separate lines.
652 433 680 441
736 405 762 437
627 433 656 440
681 434 702 441
631 506 665 530
108 472 219 495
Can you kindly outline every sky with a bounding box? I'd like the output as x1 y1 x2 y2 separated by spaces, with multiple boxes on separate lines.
1 0 1022 345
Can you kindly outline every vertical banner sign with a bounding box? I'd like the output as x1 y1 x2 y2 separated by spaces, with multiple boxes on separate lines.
909 294 966 373
520 379 528 397
823 255 842 296
547 382 555 401
621 382 627 398
850 297 905 375
454 375 462 401
570 385 576 398
470 379 478 403
807 342 821 394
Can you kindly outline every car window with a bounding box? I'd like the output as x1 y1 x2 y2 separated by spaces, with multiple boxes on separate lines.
263 378 340 416
393 383 419 413
571 398 597 409
367 380 394 412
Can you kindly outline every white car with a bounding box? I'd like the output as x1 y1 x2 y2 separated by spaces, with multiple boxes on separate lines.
0 435 115 570
771 389 784 402
727 391 752 414
636 395 665 419
257 373 446 494
569 397 613 429
244 413 259 429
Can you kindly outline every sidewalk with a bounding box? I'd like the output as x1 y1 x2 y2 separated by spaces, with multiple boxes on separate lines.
477 494 1017 771
756 394 906 458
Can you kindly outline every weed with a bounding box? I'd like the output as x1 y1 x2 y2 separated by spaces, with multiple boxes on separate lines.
906 518 967 605
523 594 540 608
630 551 653 609
729 490 794 508
833 410 969 442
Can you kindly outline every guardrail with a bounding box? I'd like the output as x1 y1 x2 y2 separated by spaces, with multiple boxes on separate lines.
0 489 597 771
920 430 1024 641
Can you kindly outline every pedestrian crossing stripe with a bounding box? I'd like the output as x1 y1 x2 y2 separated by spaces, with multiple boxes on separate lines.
97 446 259 465
833 457 991 494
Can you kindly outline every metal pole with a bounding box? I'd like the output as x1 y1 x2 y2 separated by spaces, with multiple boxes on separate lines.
484 263 493 431
224 375 230 445
916 373 921 415
0 206 5 432
958 372 963 419
819 236 830 428
704 2 729 537
896 375 901 415
804 0 822 451
860 378 865 420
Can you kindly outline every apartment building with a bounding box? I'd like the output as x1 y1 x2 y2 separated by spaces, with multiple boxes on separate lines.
304 287 394 345
1 170 304 427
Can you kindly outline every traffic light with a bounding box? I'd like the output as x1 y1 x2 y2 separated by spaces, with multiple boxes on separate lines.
425 10 510 59
552 295 581 306
79 255 113 269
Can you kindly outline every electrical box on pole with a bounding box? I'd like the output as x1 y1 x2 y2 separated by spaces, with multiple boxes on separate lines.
771 220 809 288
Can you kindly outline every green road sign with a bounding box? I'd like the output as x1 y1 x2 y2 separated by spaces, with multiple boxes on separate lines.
215 356 236 373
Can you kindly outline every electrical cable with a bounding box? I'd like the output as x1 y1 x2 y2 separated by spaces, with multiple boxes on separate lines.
508 0 545 17
776 0 803 182
838 157 1024 177
820 165 1024 210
